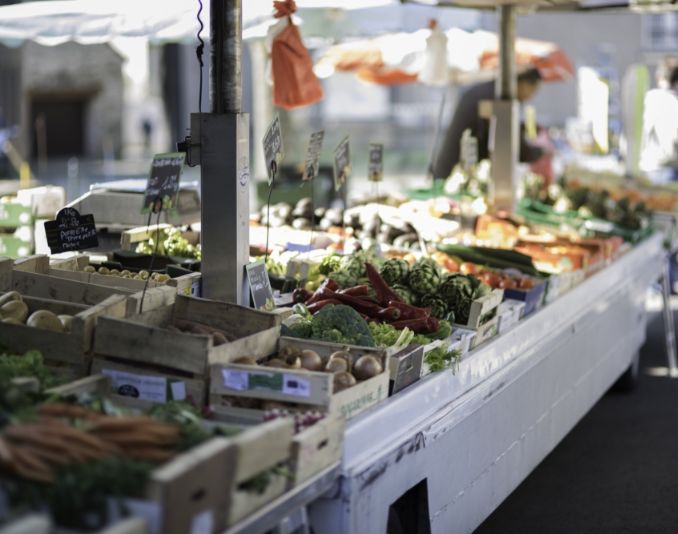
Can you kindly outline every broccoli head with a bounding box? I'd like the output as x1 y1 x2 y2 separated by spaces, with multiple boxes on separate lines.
310 304 375 347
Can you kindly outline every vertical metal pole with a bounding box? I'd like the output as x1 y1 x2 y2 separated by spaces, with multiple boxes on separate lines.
497 5 516 100
199 0 250 304
210 0 241 113
490 4 519 211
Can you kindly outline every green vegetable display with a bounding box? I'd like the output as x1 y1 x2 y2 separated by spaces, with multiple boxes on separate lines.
439 274 490 325
419 294 448 320
424 345 462 373
136 227 201 260
318 254 341 276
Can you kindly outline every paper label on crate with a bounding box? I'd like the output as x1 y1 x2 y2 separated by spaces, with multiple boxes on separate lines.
102 369 167 403
190 510 214 534
222 369 249 391
170 380 187 401
282 374 311 398
107 498 162 534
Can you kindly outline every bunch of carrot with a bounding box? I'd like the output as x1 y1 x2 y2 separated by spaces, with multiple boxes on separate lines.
0 402 180 483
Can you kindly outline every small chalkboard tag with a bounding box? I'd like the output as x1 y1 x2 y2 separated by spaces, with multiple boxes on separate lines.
368 142 384 182
142 152 185 214
245 260 275 311
302 130 324 182
44 207 98 254
333 136 351 192
263 114 284 184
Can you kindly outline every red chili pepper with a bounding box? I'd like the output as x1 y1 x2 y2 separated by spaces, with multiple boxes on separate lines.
387 300 430 320
390 317 435 333
426 315 440 333
307 298 341 314
338 285 370 297
365 263 402 306
331 291 384 317
293 288 311 304
306 279 338 305
375 306 401 322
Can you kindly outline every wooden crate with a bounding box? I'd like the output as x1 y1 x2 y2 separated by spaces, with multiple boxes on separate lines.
289 414 344 487
388 345 423 393
497 299 526 334
92 295 287 408
453 288 504 330
0 291 128 375
468 315 499 349
3 256 176 312
46 253 201 297
210 337 390 421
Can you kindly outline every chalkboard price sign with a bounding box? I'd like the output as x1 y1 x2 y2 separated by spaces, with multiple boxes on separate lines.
263 115 284 184
302 130 324 182
333 136 351 192
368 142 384 182
245 260 275 311
142 152 185 214
44 207 99 254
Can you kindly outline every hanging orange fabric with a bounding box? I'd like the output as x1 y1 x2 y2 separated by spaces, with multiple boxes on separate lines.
270 0 323 110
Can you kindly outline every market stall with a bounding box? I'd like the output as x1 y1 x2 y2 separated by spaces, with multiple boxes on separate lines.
1 0 678 533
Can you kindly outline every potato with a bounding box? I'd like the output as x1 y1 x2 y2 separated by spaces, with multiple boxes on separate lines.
58 315 74 333
98 266 110 275
83 265 96 273
120 270 131 277
27 310 64 332
109 269 120 276
0 291 22 307
212 332 228 346
0 300 29 323
2 317 23 325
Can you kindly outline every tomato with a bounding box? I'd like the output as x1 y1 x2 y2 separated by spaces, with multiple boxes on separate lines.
460 262 479 275
499 278 518 289
446 259 460 272
519 277 536 289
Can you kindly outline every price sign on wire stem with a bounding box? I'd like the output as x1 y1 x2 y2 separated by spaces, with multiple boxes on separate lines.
142 153 185 214
302 130 324 182
44 207 99 254
333 136 351 192
368 142 384 183
245 260 275 311
263 114 284 185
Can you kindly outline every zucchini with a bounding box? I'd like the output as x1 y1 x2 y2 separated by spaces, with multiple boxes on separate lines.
436 243 539 276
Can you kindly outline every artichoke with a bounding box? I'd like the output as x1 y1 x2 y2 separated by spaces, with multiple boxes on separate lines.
380 258 410 286
339 255 366 280
392 284 416 305
419 294 449 320
407 264 441 295
414 257 442 275
329 271 357 288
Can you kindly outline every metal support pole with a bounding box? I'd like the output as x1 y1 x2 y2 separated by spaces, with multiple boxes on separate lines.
490 4 519 212
497 5 516 100
198 0 250 304
210 0 242 113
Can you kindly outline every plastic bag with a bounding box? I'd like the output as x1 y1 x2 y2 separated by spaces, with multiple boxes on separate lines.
269 1 323 110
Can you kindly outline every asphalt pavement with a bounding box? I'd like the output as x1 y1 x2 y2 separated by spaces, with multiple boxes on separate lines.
476 310 678 534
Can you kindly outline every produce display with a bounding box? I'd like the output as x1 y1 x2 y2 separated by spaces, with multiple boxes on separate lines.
135 226 201 260
82 264 172 283
0 291 73 333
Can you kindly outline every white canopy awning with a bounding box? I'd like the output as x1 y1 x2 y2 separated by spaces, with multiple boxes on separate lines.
0 0 398 47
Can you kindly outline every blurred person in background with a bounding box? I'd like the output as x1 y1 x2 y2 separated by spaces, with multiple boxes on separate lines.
433 68 546 179
640 60 678 182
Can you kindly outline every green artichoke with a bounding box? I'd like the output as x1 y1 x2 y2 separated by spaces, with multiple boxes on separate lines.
407 264 441 295
380 258 410 286
419 294 449 319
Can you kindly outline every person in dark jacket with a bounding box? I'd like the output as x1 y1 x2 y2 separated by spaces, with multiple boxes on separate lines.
433 68 544 178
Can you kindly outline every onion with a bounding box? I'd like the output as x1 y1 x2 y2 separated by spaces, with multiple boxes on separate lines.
328 350 352 372
300 350 323 371
353 355 383 380
325 358 348 374
265 358 287 368
333 372 357 392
